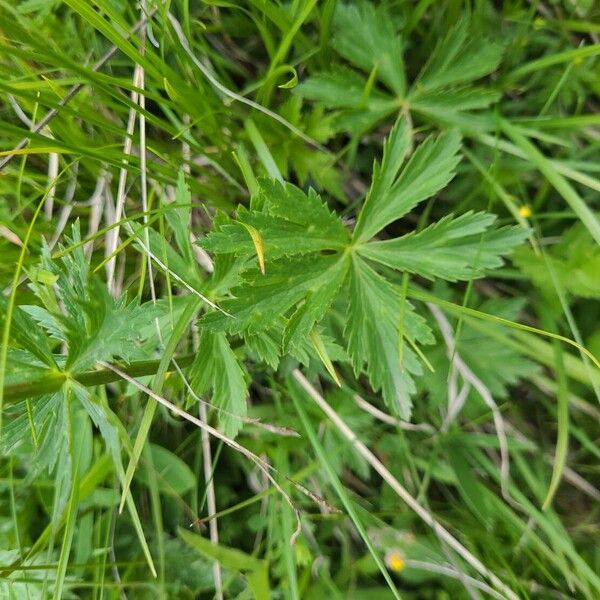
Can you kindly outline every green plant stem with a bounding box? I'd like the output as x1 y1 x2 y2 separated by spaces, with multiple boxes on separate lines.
3 355 195 404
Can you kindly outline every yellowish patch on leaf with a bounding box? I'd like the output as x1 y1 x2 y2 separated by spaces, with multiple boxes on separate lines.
241 223 265 274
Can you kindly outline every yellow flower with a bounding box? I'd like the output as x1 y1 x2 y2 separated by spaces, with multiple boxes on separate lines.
385 549 406 572
518 205 532 219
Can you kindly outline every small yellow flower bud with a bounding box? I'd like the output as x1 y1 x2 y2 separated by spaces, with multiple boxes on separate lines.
518 205 532 219
385 549 406 572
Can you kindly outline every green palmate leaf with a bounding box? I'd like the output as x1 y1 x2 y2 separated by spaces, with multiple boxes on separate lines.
297 13 502 137
30 224 161 371
65 284 160 371
331 2 406 96
295 67 394 109
353 120 462 243
360 212 529 281
196 117 527 422
203 254 349 339
0 295 56 368
190 330 248 438
199 178 348 263
412 19 503 93
423 295 540 406
514 223 600 298
345 255 432 419
410 87 500 124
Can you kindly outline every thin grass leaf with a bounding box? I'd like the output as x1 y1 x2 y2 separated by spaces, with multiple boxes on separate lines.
119 297 199 512
289 380 402 600
501 120 600 245
542 337 569 510
409 287 600 373
244 118 284 182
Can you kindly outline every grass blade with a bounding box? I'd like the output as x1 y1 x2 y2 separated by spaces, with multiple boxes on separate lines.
501 120 600 245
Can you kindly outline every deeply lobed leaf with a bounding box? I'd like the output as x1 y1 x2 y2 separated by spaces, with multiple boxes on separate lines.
353 122 462 243
202 254 349 338
297 14 503 137
190 330 248 438
345 255 432 419
197 119 529 422
332 2 406 96
199 179 348 263
360 212 529 281
295 67 393 109
413 19 503 93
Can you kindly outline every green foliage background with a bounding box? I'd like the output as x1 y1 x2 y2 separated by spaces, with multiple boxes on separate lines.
1 0 600 598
